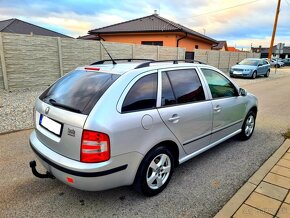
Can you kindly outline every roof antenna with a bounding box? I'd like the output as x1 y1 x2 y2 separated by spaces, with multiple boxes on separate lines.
99 41 117 65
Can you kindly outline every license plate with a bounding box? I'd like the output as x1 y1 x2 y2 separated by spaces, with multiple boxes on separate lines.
40 114 62 136
233 71 242 75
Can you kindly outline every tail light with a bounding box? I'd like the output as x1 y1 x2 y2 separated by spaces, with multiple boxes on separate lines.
81 130 110 163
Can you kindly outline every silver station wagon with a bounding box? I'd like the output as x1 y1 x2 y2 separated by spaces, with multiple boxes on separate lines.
29 59 258 196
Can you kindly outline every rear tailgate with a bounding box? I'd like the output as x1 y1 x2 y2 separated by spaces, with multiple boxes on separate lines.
35 99 87 161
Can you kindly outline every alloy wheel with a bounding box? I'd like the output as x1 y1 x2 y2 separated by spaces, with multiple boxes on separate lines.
245 115 255 137
146 154 171 190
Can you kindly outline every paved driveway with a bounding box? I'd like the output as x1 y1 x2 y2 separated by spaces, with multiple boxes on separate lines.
1 69 290 218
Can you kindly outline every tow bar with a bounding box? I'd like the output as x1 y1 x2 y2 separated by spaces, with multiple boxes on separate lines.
29 160 55 179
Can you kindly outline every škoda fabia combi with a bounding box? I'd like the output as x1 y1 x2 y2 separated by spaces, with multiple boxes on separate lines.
29 59 257 196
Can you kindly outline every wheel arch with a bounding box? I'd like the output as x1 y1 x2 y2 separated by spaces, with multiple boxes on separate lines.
134 140 180 181
155 140 180 167
249 106 258 116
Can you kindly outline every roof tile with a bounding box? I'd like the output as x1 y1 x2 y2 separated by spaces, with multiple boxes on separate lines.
89 14 217 43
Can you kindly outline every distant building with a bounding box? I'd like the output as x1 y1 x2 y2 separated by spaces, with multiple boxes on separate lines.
0 18 70 38
212 40 228 51
81 14 218 59
77 34 100 40
252 45 290 59
227 47 240 52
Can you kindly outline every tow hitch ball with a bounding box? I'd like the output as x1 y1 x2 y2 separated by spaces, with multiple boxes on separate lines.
29 160 55 179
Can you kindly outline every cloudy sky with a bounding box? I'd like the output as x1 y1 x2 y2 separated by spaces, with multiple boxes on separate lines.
0 0 289 49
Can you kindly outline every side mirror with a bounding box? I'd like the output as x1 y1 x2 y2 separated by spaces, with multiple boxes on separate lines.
239 88 247 96
258 64 262 67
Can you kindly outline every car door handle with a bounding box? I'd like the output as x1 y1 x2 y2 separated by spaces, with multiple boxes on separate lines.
168 114 180 123
214 106 222 113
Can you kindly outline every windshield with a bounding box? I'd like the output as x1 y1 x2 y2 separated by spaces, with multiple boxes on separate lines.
40 70 120 115
239 59 259 66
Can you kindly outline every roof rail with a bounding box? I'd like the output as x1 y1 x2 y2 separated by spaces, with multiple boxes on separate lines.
91 59 155 65
134 59 206 69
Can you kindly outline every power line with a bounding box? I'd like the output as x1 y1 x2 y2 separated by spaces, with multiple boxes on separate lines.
172 0 261 20
190 0 262 18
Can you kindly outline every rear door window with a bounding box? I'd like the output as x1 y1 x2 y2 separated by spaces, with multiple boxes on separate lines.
40 70 120 115
161 69 205 106
122 73 157 113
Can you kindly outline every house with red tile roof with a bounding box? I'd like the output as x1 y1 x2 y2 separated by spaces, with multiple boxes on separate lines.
83 14 218 59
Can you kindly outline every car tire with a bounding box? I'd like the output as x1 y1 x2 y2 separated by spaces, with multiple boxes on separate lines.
134 146 174 196
252 71 257 79
239 111 256 140
265 69 270 77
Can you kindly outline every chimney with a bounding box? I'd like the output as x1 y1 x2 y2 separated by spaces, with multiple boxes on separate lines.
154 10 158 15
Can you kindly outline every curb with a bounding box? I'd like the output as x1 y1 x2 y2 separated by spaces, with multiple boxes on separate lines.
214 139 290 218
0 127 34 136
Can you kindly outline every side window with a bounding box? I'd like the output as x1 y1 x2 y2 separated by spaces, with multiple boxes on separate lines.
122 73 157 113
201 69 238 99
161 69 205 106
161 73 176 106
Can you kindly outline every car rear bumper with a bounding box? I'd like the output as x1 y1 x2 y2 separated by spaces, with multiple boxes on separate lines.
29 130 143 191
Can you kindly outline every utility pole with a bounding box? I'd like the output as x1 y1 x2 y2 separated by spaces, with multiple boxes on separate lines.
268 0 281 59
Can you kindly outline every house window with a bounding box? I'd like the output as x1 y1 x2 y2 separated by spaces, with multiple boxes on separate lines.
195 45 199 49
141 41 163 46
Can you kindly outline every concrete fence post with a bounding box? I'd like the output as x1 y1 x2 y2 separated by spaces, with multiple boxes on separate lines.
157 46 160 60
57 37 64 77
228 52 232 72
132 44 135 59
218 51 221 69
0 33 8 90
100 41 104 60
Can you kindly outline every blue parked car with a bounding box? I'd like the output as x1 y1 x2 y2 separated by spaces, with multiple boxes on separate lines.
230 58 270 79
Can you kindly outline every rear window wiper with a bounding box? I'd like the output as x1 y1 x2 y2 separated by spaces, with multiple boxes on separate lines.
49 99 82 113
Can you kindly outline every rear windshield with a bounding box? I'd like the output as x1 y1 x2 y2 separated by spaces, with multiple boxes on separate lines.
40 70 120 115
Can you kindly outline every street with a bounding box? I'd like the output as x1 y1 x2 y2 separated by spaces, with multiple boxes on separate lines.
0 70 290 218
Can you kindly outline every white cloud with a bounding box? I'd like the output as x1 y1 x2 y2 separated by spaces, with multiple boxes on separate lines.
0 0 289 47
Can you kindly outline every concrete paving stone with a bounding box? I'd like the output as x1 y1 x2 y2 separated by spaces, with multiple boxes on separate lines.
276 203 290 218
214 182 256 218
285 193 290 204
248 140 290 186
271 165 290 178
255 182 288 201
282 153 290 161
277 159 290 169
245 192 281 215
248 155 280 185
272 140 290 159
233 204 273 218
264 173 290 189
